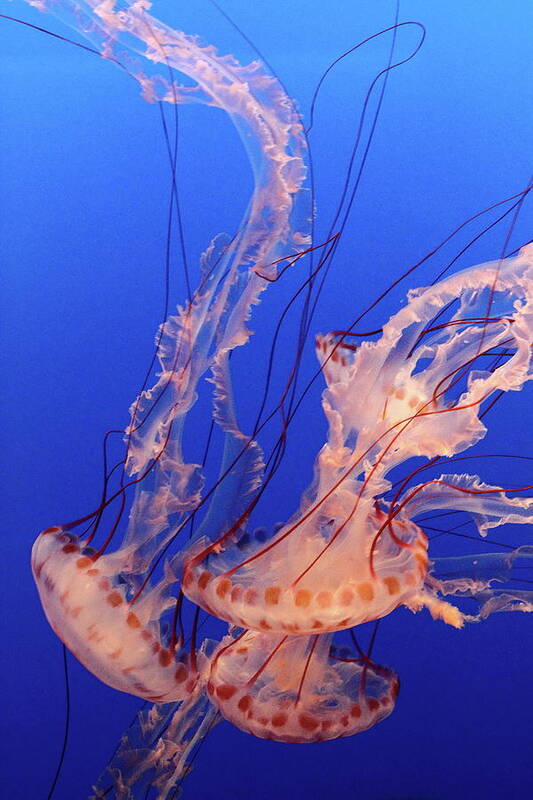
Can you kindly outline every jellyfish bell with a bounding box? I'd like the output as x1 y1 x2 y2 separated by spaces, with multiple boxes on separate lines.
183 245 533 634
207 630 399 743
182 505 428 636
31 526 206 702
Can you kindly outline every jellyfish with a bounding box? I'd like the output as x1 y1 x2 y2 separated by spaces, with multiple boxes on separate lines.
183 245 533 636
206 630 399 743
25 0 312 793
14 0 532 798
30 0 309 699
172 244 533 746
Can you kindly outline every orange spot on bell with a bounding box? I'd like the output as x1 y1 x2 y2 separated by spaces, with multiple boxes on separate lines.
216 578 232 598
42 526 61 535
76 556 92 569
367 698 379 712
271 712 288 727
237 695 251 711
216 684 236 700
350 704 361 718
198 571 212 590
264 586 281 605
383 576 400 595
244 587 258 605
230 585 242 602
159 649 172 667
294 589 311 608
107 591 123 607
339 587 353 606
299 713 319 731
285 623 300 632
127 612 141 629
175 663 188 683
357 582 374 602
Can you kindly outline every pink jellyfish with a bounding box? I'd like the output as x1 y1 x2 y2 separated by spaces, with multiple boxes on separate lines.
29 0 310 707
25 0 312 793
207 630 399 743
183 245 533 636
17 0 532 796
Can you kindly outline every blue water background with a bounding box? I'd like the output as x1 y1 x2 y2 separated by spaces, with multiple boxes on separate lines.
2 1 532 798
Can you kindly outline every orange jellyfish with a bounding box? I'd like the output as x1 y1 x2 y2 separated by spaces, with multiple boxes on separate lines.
31 526 219 702
29 0 310 709
207 630 399 743
17 0 532 797
183 245 533 635
25 0 312 793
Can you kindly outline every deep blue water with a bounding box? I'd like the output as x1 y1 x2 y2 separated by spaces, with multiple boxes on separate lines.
2 1 532 799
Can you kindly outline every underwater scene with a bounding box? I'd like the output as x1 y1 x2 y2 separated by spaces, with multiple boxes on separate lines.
2 1 532 798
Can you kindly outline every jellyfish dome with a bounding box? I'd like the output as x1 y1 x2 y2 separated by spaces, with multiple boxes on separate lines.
207 630 399 743
184 246 533 634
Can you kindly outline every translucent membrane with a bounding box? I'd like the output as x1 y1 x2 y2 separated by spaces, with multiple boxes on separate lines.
32 529 207 702
207 631 398 742
184 245 533 632
22 0 533 791
29 0 309 708
91 689 218 799
183 513 428 635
